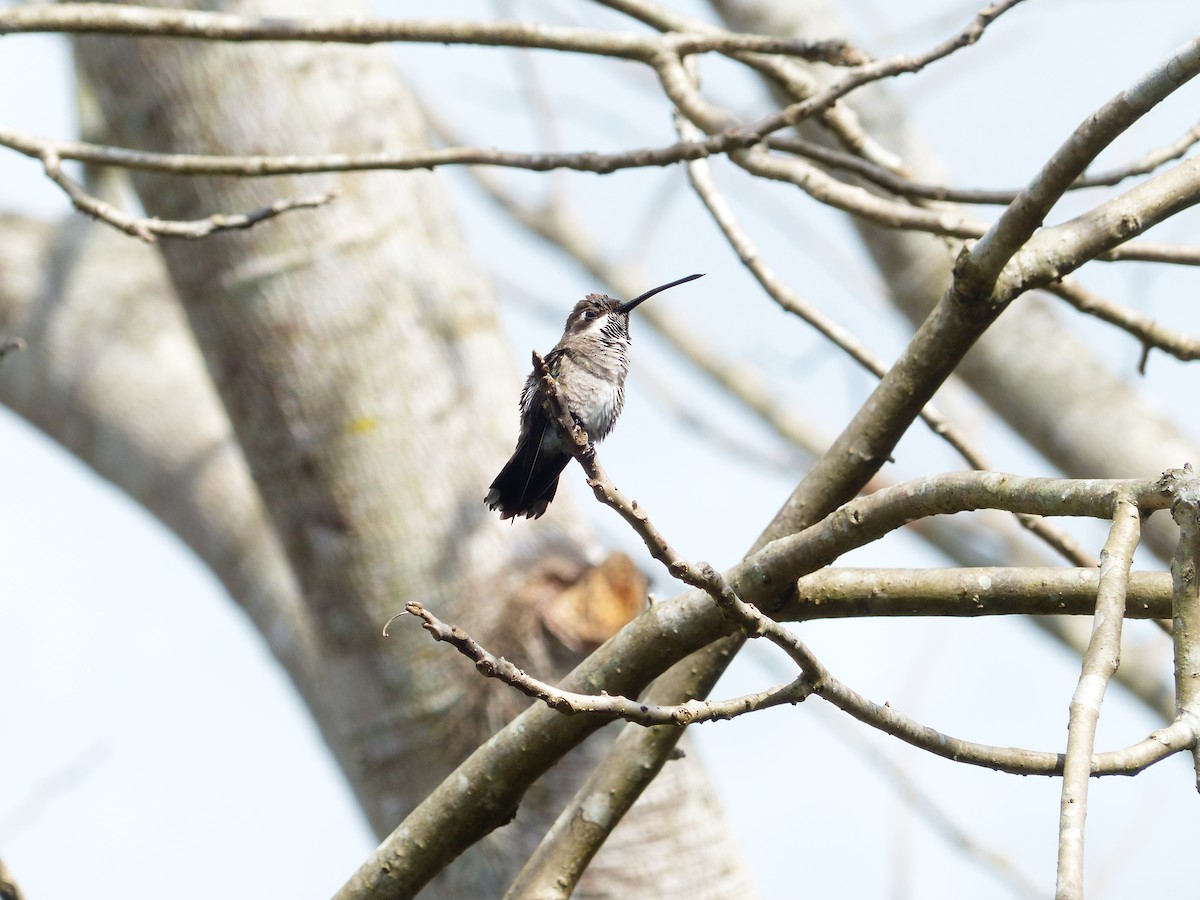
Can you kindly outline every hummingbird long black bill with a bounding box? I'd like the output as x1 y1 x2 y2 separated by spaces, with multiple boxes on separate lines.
615 272 704 314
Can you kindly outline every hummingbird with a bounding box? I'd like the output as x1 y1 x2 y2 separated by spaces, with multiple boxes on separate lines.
485 273 704 520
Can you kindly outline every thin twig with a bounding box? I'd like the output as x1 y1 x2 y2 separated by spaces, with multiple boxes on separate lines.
1048 278 1200 368
680 116 988 469
768 122 1200 206
401 599 810 726
1080 122 1200 188
9 122 1193 269
1102 241 1200 266
39 147 336 242
1013 513 1098 567
715 0 1029 146
0 6 864 60
0 123 716 177
1055 497 1140 900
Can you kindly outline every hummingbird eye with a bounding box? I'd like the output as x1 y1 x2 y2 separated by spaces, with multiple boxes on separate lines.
581 309 598 321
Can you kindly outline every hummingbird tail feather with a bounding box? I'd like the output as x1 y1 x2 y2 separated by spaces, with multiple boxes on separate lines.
485 425 569 520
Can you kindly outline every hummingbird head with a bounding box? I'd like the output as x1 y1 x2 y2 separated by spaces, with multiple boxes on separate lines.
562 273 704 343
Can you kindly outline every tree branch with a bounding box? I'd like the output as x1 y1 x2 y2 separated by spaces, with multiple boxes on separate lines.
501 637 740 900
1004 156 1200 302
1047 278 1200 369
716 0 1028 146
0 123 718 177
766 121 1200 206
2 5 859 59
398 600 810 727
1055 497 1140 900
1103 240 1200 266
39 146 335 241
680 117 988 469
959 37 1200 301
1165 465 1200 789
339 470 1179 897
785 567 1172 621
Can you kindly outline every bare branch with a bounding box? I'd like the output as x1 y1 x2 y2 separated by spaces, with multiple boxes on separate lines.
1165 466 1200 789
538 364 1188 787
523 356 1187 788
501 639 741 900
785 567 1171 621
1005 156 1200 302
400 599 810 726
13 116 1199 284
2 5 850 59
0 1 1026 203
404 558 1180 783
1095 718 1198 771
17 117 1193 274
535 358 1182 786
812 668 1181 778
0 123 716 177
1048 278 1200 367
719 0 1029 146
737 144 985 236
1077 122 1200 189
39 147 335 241
959 37 1200 301
1033 614 1175 724
341 472 1176 897
597 0 902 170
680 117 988 469
1102 240 1200 266
1055 497 1141 900
792 563 1178 725
768 121 1200 206
756 122 1199 547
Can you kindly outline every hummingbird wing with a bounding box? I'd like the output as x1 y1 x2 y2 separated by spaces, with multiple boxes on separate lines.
485 414 569 520
485 364 571 520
